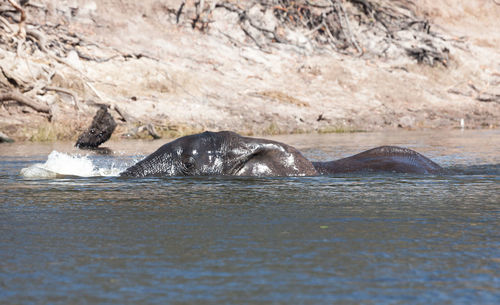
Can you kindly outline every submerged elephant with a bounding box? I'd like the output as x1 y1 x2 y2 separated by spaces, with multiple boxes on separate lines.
312 146 442 174
120 131 443 177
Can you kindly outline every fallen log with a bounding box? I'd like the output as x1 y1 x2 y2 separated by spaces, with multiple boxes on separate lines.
0 91 50 113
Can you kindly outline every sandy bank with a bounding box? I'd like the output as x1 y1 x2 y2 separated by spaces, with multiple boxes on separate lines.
0 0 499 142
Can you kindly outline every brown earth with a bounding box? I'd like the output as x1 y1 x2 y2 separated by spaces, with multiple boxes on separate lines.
0 0 499 142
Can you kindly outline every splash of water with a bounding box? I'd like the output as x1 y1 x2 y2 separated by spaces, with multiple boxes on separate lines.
20 151 124 178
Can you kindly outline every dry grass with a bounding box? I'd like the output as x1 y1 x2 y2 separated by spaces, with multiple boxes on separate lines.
122 123 205 140
317 125 363 134
26 122 80 142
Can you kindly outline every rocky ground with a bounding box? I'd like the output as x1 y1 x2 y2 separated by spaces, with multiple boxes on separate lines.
0 0 499 142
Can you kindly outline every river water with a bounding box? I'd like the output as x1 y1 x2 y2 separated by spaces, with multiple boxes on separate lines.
1 130 499 304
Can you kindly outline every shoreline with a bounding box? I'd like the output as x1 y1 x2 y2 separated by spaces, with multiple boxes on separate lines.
1 0 499 142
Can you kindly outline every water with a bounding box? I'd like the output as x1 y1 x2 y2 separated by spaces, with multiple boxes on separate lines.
1 130 499 304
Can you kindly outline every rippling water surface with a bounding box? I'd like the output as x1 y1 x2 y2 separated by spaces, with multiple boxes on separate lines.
1 130 499 304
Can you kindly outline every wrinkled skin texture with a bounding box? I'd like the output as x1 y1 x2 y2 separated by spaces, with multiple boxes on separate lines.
120 131 318 177
120 131 443 177
312 146 443 174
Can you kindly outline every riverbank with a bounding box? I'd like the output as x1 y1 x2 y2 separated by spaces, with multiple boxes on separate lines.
0 0 499 142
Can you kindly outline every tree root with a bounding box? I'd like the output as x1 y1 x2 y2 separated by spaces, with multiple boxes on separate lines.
176 0 450 65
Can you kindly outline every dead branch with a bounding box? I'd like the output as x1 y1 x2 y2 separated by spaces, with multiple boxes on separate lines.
26 29 80 69
176 1 185 24
193 0 204 29
111 104 135 123
468 83 500 103
0 15 14 33
146 124 161 139
215 2 283 49
406 47 448 67
322 18 339 51
25 28 48 52
75 50 119 63
43 86 80 110
26 28 76 68
0 90 50 113
6 0 26 38
477 93 500 103
134 123 161 139
331 0 363 55
140 124 161 139
0 65 30 89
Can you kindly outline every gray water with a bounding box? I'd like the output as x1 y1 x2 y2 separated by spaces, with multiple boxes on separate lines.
1 130 499 304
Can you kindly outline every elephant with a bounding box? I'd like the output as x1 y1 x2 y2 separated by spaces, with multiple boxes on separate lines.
312 145 442 174
120 131 318 177
120 131 443 177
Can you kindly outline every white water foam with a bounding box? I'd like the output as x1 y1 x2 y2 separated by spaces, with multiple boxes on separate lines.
20 151 124 178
